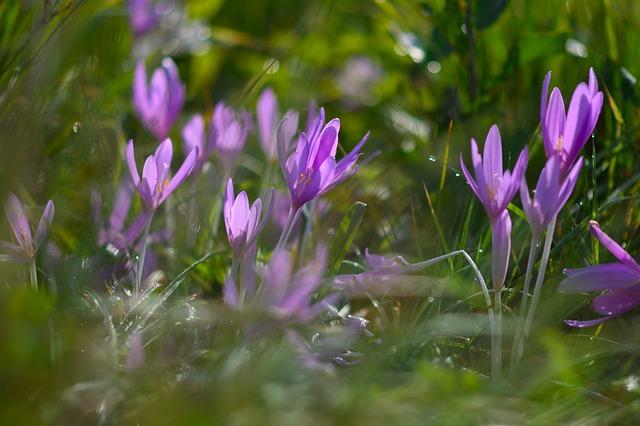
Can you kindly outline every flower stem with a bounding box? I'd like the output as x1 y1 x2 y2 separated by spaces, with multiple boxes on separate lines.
29 259 38 291
518 215 557 362
510 232 540 371
275 206 302 251
492 289 502 382
135 213 154 295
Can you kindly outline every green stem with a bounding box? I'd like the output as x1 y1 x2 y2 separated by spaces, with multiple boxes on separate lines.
135 213 154 295
518 215 557 362
29 259 38 291
275 206 302 251
510 232 540 371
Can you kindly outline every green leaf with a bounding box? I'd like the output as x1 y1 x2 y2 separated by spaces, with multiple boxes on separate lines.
328 201 367 275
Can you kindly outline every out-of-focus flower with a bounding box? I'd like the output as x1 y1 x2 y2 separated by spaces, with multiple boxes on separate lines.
132 58 185 140
211 101 252 166
540 68 603 175
257 88 299 160
336 56 382 107
126 331 145 374
460 125 527 288
520 156 583 235
127 0 158 37
0 194 54 263
93 182 151 253
182 114 217 173
223 178 270 257
559 221 640 327
126 138 198 210
279 107 369 210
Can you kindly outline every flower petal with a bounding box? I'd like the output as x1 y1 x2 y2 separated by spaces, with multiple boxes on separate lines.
491 210 511 290
126 140 140 186
34 200 54 250
5 193 32 252
589 221 640 271
559 263 640 293
593 288 640 316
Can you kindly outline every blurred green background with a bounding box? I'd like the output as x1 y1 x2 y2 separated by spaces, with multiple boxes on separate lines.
1 0 640 424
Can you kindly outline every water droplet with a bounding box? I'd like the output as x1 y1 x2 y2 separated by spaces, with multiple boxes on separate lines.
428 155 437 162
72 122 80 133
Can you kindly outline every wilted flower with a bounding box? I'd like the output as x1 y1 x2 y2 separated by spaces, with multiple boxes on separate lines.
132 58 185 140
126 138 198 210
127 0 158 37
223 178 270 257
559 221 640 327
520 155 583 235
182 114 217 173
540 68 603 175
279 107 369 210
459 124 527 288
0 194 54 263
257 88 299 160
211 101 252 166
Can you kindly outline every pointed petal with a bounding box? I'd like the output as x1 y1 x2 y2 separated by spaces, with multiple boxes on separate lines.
182 114 205 157
161 146 198 203
564 316 613 328
223 178 234 234
589 221 640 271
257 88 278 158
559 263 640 292
562 85 591 161
588 67 598 96
154 138 173 185
544 88 566 157
142 155 158 197
482 124 503 185
5 193 32 251
125 140 140 186
540 71 551 125
34 200 54 250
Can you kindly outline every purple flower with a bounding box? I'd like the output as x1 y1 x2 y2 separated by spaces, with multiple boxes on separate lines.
126 138 198 210
92 182 151 253
460 125 527 289
0 194 54 263
132 58 185 140
182 114 217 173
258 247 336 322
223 178 270 257
257 88 299 160
540 68 603 175
279 107 369 210
559 221 640 327
211 101 252 166
520 155 583 235
127 0 158 37
460 125 528 223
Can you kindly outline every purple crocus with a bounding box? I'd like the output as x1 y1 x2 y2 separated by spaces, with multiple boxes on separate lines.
540 68 603 175
0 194 54 264
520 155 583 235
182 114 217 173
132 58 185 140
127 0 158 37
126 138 198 210
211 101 252 166
257 248 336 322
257 88 299 160
223 178 271 257
459 124 527 288
559 221 640 327
279 107 369 210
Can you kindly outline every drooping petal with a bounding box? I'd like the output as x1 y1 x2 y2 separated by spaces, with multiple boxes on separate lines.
0 240 30 263
589 221 640 271
564 316 613 328
559 263 640 293
592 288 640 316
5 193 32 251
34 200 54 250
